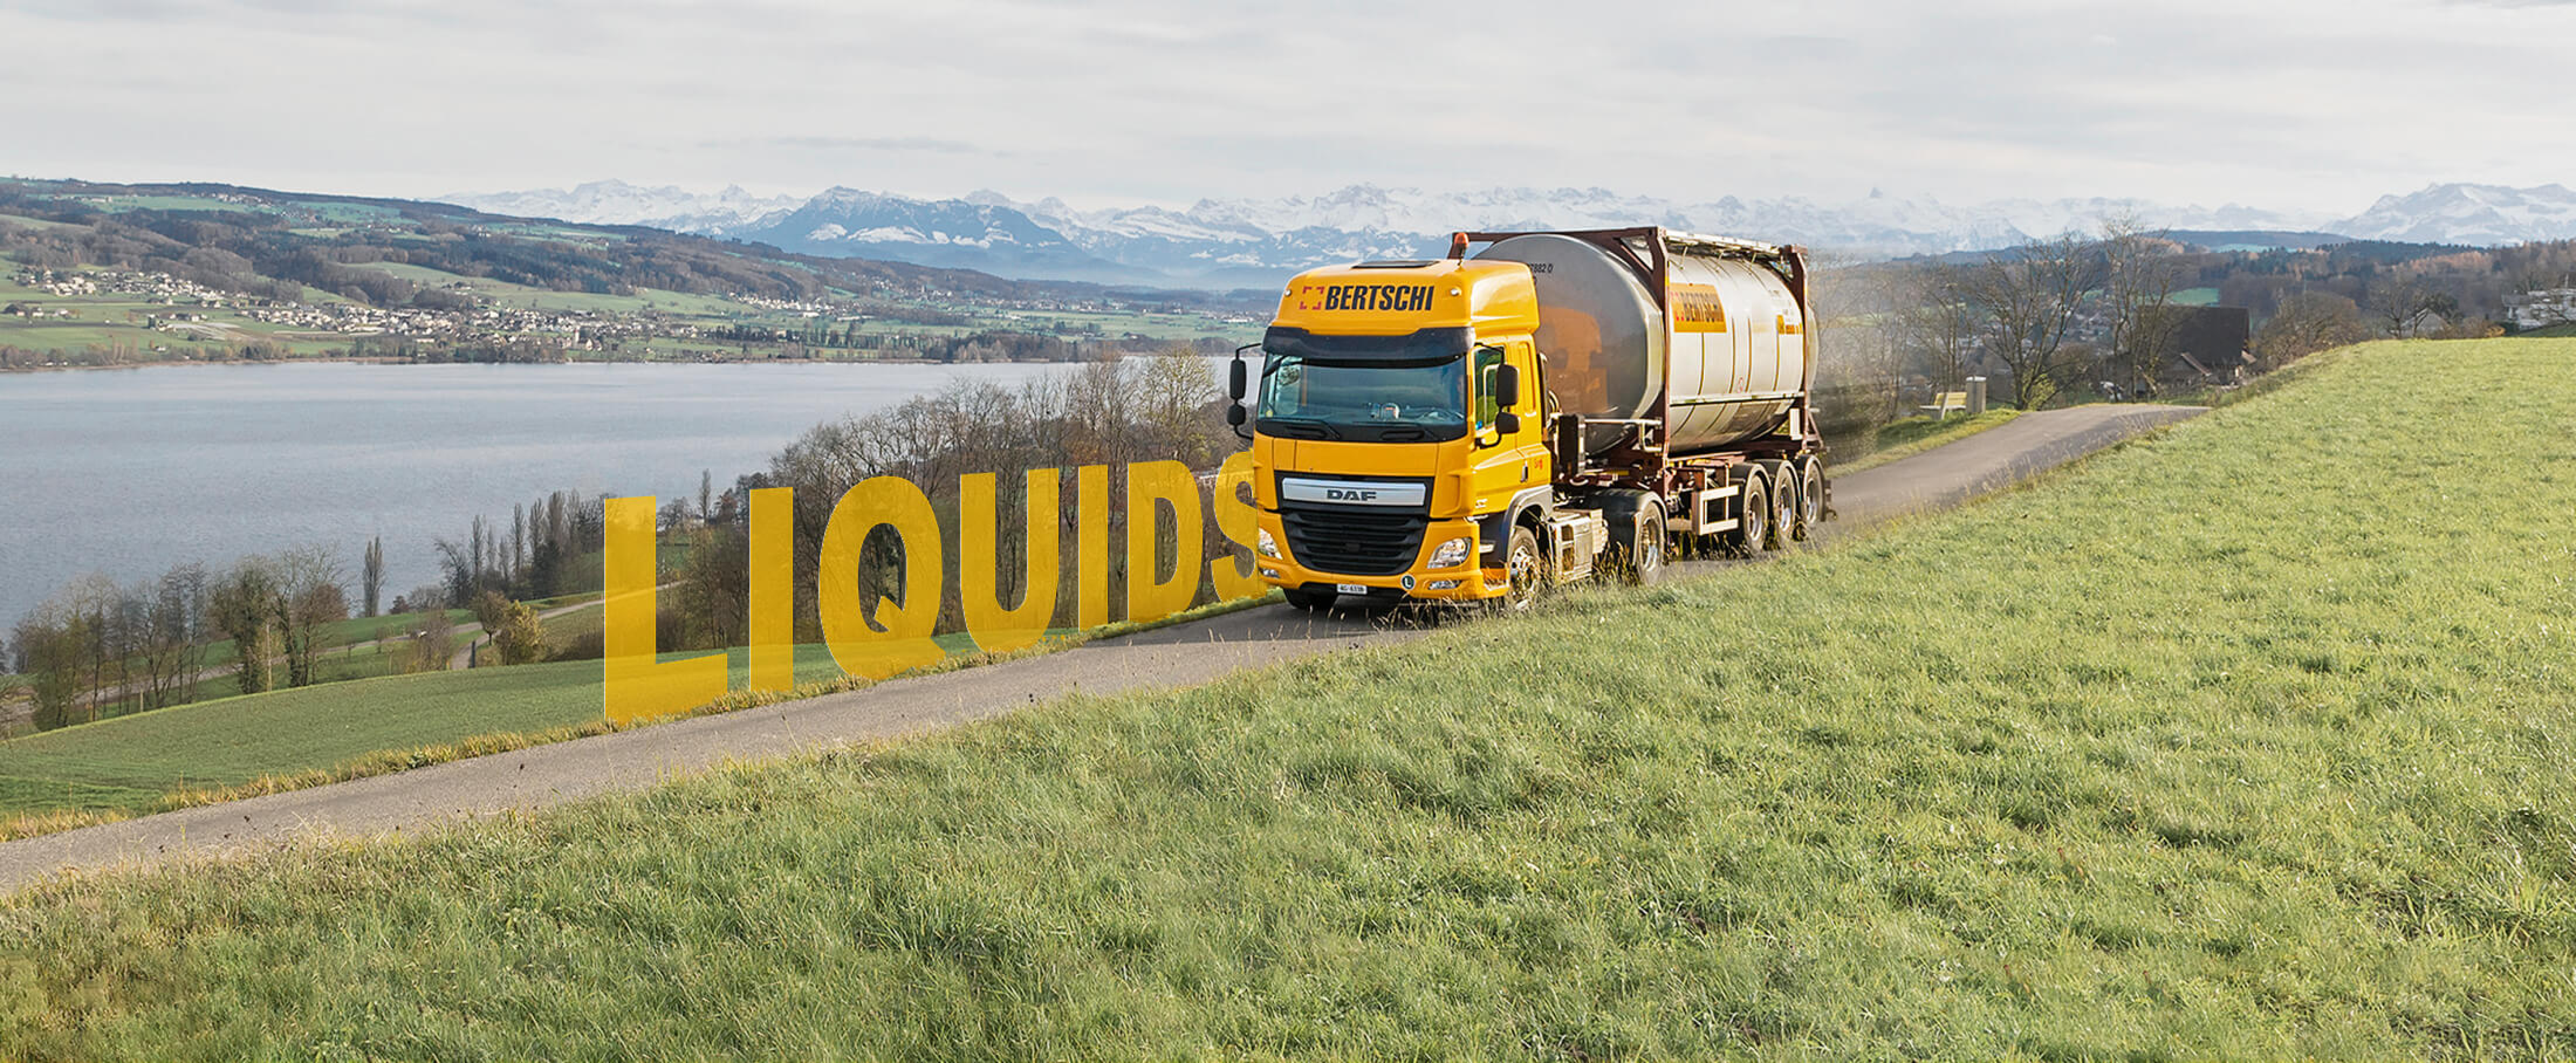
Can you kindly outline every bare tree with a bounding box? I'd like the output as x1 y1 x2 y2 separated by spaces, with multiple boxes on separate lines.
209 558 281 695
132 563 210 711
1966 233 2103 410
2098 215 2186 398
2255 291 2369 367
2365 275 2454 337
396 607 456 674
1895 261 1981 399
1805 252 1908 442
274 545 347 688
11 602 89 729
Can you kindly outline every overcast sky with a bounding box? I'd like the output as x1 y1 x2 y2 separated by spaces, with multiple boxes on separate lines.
6 0 2570 213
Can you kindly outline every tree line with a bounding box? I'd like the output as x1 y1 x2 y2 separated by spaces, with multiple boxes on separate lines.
6 547 347 730
1809 222 2576 446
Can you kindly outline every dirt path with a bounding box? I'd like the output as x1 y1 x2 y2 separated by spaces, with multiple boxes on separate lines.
0 404 2203 895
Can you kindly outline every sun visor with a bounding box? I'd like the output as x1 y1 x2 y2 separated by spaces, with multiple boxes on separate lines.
1261 326 1475 362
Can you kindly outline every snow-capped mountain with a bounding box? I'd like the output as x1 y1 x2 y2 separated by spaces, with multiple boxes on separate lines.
439 179 801 236
993 185 2335 283
2332 182 2576 245
445 179 2572 288
726 187 1126 281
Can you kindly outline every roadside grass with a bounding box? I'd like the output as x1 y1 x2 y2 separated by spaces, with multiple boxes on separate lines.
0 592 1279 836
1836 407 2023 474
2 339 2570 1057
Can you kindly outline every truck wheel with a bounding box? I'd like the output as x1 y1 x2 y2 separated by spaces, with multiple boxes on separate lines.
1725 469 1768 556
1763 464 1793 551
1502 524 1544 612
1283 587 1336 612
1791 456 1825 541
1779 462 1809 542
1604 494 1667 586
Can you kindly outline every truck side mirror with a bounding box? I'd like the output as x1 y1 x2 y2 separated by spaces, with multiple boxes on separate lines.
1496 364 1521 409
1227 356 1248 401
1497 411 1521 434
1226 403 1246 427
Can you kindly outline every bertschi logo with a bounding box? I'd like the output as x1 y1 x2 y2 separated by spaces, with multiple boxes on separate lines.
1295 282 1436 313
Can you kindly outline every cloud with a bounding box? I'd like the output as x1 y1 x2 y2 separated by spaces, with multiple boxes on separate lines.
707 136 996 156
4 0 2573 214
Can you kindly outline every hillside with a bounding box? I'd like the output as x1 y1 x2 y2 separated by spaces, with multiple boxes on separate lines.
3 339 2571 1057
0 177 1273 366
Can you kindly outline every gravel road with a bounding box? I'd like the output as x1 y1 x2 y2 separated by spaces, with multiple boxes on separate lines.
0 403 2203 895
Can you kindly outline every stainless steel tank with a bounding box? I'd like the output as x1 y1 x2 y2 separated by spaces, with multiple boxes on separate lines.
1476 234 1809 456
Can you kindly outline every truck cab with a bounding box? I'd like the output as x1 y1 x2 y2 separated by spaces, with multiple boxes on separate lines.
1230 257 1555 609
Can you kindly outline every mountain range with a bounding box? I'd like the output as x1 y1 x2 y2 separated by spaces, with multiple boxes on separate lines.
441 180 2576 288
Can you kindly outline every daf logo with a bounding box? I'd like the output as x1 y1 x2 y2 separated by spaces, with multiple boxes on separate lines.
1279 477 1427 507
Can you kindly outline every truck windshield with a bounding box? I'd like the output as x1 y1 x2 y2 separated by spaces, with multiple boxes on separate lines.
1256 353 1467 442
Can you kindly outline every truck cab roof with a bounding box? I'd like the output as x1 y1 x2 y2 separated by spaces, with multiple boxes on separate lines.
1272 258 1538 338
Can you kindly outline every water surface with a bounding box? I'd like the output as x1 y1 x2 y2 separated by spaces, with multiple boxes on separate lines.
0 361 1085 625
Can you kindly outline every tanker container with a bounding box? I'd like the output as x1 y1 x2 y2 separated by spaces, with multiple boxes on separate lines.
1474 233 1811 457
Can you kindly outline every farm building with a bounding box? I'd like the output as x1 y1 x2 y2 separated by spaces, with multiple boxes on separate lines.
2149 305 2254 394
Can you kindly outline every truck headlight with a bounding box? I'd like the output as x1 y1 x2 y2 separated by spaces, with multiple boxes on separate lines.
1257 528 1280 558
1428 536 1470 568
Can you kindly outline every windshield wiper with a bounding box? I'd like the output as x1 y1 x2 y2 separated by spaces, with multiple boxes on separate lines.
1374 424 1428 441
1261 416 1340 440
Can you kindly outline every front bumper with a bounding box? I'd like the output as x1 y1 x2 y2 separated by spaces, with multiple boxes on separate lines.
1255 512 1505 602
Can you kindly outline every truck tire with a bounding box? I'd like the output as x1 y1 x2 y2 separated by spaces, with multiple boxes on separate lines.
1502 524 1545 612
1724 468 1768 556
1761 462 1793 551
1601 491 1667 586
1283 587 1336 612
1791 455 1825 541
1779 462 1810 542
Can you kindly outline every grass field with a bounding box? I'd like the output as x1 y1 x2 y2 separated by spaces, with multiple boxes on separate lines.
346 262 750 317
3 338 2572 1057
0 629 1006 824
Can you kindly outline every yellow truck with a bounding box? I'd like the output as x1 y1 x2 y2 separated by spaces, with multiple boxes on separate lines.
1224 228 1825 610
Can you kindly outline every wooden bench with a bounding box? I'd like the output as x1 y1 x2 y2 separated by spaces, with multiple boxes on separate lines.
1919 391 1968 419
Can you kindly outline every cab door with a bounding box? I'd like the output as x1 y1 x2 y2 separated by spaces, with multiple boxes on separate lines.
1467 340 1549 517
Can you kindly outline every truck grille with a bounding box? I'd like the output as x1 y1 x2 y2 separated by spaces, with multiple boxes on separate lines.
1280 505 1428 577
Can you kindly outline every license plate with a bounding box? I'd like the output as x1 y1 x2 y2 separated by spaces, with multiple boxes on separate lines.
1334 583 1370 595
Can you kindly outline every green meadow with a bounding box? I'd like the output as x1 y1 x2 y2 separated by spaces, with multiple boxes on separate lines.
345 261 751 317
0 614 1051 827
0 644 859 822
1 338 2571 1057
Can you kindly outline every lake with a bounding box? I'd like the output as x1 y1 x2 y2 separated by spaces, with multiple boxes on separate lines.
0 360 1126 626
